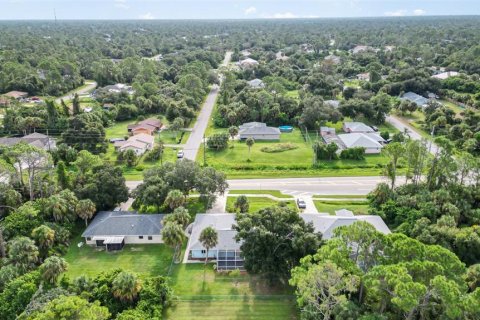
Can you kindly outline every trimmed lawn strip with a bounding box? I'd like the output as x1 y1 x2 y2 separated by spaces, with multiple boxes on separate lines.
312 194 367 199
313 200 370 215
63 235 174 279
226 196 297 213
228 190 293 198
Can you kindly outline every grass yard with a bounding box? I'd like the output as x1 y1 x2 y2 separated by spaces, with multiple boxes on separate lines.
166 263 297 320
228 190 293 198
439 99 465 115
63 235 174 279
157 129 190 145
312 194 367 199
313 200 370 215
226 196 297 213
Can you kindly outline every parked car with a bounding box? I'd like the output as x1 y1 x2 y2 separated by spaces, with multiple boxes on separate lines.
177 150 184 159
297 198 307 209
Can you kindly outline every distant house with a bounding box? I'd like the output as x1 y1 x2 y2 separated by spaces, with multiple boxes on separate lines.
324 55 341 65
351 45 375 54
320 127 336 137
0 132 56 151
93 83 134 98
300 43 315 53
343 122 375 133
82 211 166 251
237 58 259 69
185 212 390 270
324 99 340 109
338 133 384 154
116 133 155 155
356 72 370 81
401 92 431 108
240 50 252 57
186 214 243 271
127 118 162 135
239 122 281 140
384 46 396 52
4 91 28 100
247 79 265 89
432 71 459 80
276 51 289 61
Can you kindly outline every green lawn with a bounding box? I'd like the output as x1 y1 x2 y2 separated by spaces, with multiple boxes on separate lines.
226 196 297 213
63 235 174 279
439 99 465 115
228 190 293 199
313 200 370 215
166 263 297 320
312 194 367 199
157 129 190 145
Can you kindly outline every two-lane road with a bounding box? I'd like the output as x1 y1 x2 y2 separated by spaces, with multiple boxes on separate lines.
183 51 232 160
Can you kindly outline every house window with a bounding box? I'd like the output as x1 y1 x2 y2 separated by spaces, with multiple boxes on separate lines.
201 250 206 254
139 236 144 239
148 236 153 240
86 237 91 241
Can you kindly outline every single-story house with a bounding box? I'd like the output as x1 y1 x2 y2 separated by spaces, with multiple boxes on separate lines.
276 51 289 61
400 92 431 108
301 212 391 239
240 50 252 57
82 211 166 251
351 45 375 54
127 118 162 134
338 133 383 154
325 100 340 109
186 213 243 271
185 212 390 269
92 84 135 98
320 126 336 137
0 132 56 151
116 133 155 155
247 79 265 89
343 122 375 133
239 122 281 141
356 72 370 81
237 58 259 69
3 91 28 100
431 71 459 80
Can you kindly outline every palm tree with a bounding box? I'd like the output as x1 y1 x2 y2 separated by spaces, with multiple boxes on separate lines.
199 226 218 265
75 199 96 227
8 236 39 273
228 126 239 148
163 207 190 228
40 256 68 284
164 189 185 210
47 194 69 223
32 225 55 258
245 137 255 161
161 222 186 263
112 271 142 303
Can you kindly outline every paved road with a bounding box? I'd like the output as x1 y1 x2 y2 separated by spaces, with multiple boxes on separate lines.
183 51 232 160
386 115 439 154
127 176 394 195
54 80 97 104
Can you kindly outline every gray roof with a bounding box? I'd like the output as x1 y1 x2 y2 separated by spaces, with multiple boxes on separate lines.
247 79 265 88
301 213 391 239
82 211 166 237
187 214 241 251
338 133 383 149
343 122 374 133
0 133 56 150
239 122 280 136
325 100 340 108
401 92 430 107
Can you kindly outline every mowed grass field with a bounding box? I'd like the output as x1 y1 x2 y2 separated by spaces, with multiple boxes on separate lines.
313 200 370 215
226 196 297 213
63 235 174 279
165 264 297 320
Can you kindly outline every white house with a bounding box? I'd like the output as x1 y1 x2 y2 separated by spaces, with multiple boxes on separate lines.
247 79 265 89
82 211 166 251
338 133 384 154
186 214 243 271
238 58 259 69
343 122 375 133
239 122 281 141
431 71 459 80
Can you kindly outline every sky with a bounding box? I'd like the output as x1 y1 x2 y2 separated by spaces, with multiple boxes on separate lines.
0 0 478 20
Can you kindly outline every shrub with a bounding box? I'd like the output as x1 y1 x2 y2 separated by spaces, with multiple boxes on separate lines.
340 147 365 160
207 133 229 150
260 143 298 153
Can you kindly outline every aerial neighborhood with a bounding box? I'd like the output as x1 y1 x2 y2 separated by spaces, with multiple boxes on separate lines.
0 12 479 320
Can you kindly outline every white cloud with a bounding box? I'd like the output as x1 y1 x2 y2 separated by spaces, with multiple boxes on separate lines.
265 12 299 19
114 0 129 9
413 9 426 16
139 12 154 20
384 9 407 17
244 6 257 15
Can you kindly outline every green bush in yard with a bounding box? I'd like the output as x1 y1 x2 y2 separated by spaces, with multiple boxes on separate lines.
340 147 366 160
207 133 229 150
260 143 299 153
